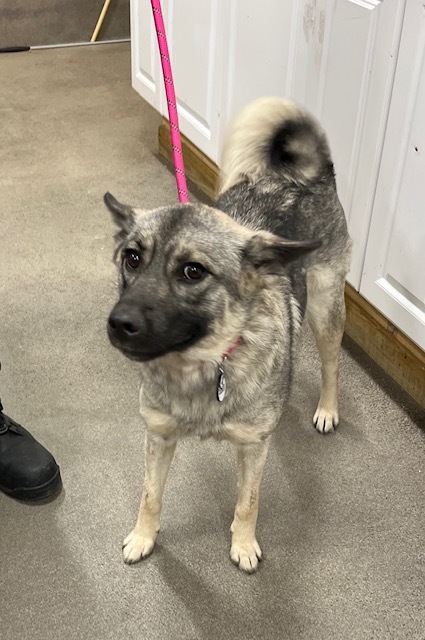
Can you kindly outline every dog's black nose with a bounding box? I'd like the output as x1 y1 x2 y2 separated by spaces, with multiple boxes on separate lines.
108 308 144 338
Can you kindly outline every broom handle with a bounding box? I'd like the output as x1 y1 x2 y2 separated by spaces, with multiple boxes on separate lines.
91 0 112 43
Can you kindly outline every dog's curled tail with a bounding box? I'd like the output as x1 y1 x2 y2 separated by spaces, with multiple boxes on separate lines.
219 97 333 194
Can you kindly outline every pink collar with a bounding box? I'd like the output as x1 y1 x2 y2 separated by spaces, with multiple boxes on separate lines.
217 337 241 402
222 337 241 361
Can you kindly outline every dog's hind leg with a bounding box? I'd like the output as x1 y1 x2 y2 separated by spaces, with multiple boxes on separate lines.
306 268 346 434
230 437 270 573
122 431 177 564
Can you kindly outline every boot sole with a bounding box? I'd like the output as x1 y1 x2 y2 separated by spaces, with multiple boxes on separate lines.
0 466 62 501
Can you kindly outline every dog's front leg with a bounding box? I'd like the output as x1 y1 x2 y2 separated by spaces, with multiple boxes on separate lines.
122 431 177 564
230 437 270 574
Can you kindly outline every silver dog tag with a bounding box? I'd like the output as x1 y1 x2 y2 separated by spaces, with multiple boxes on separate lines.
217 365 227 402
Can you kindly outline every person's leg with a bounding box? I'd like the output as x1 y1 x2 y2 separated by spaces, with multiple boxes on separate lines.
0 363 61 501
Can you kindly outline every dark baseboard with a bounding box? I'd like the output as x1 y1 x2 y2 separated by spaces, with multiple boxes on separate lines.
158 119 219 201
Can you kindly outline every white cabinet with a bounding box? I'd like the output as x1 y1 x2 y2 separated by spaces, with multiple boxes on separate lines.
131 0 425 352
131 0 234 160
272 0 405 291
130 0 294 161
360 0 425 351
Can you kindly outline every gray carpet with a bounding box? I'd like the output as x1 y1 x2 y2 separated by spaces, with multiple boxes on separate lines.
0 44 424 640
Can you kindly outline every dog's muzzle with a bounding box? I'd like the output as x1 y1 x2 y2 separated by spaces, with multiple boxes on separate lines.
107 302 206 361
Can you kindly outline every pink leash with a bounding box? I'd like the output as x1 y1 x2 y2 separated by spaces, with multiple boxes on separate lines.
150 0 189 203
150 1 240 394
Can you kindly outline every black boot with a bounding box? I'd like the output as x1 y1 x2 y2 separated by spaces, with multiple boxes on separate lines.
0 397 62 501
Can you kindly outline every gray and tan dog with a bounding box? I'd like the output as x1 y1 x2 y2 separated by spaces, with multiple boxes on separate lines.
105 97 351 573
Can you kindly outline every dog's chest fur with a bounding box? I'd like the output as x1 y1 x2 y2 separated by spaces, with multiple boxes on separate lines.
138 289 303 444
140 361 284 442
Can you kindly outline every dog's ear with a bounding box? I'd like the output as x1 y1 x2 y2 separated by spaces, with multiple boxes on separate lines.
243 232 321 273
104 192 135 233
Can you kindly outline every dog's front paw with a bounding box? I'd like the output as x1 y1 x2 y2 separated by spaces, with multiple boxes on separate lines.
313 405 339 434
230 538 262 574
122 528 157 565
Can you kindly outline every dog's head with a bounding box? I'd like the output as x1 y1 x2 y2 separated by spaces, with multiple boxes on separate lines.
104 192 320 363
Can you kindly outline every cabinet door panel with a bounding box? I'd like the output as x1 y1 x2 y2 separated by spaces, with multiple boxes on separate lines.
361 1 425 350
162 0 231 160
223 0 293 124
172 0 214 133
131 0 231 160
130 0 160 108
288 0 404 288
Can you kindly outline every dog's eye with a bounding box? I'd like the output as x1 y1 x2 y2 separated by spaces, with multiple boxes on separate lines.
183 263 207 282
124 249 141 270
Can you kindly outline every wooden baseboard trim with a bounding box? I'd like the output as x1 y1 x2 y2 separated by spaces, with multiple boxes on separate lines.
344 284 425 407
158 122 425 408
158 119 219 201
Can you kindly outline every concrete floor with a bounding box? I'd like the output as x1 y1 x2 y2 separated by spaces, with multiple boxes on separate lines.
0 44 424 640
1 0 129 48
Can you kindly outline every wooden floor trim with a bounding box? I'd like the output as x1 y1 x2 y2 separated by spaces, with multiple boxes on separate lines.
344 284 425 407
158 119 219 201
158 121 425 408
